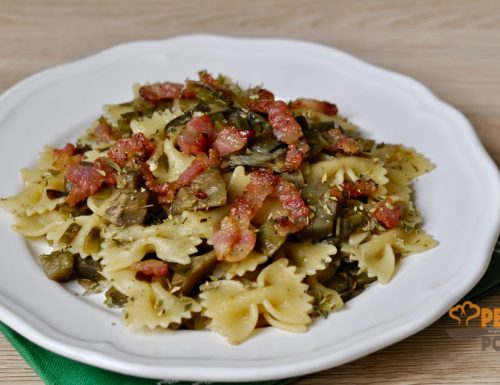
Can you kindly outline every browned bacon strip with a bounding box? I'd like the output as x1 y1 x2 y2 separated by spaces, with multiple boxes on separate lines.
199 72 223 91
323 128 360 155
65 164 105 207
266 101 309 170
64 133 155 207
131 260 168 276
247 90 308 169
53 143 82 173
212 126 254 156
108 132 156 168
290 98 338 116
177 115 216 155
213 169 276 262
373 198 401 229
343 180 378 199
266 101 303 145
139 82 184 102
177 149 220 187
93 118 116 143
65 156 120 207
271 177 311 234
140 149 220 205
283 139 310 171
247 88 275 113
331 179 378 202
213 170 311 262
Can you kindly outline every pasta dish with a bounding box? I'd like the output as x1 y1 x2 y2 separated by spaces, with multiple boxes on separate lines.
2 72 437 343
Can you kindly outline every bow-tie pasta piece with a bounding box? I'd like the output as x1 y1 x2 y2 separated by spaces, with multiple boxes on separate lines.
1 169 66 216
341 231 397 284
37 146 57 170
103 103 135 128
213 250 268 280
342 228 437 283
99 235 201 271
257 259 313 332
200 280 260 344
224 165 250 200
384 168 413 202
284 242 337 276
103 269 201 329
368 144 435 181
11 211 68 237
162 137 195 182
101 207 227 249
307 276 344 318
306 156 389 193
46 214 104 259
130 109 182 138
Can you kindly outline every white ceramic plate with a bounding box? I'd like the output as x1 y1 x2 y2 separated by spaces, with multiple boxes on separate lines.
0 35 499 382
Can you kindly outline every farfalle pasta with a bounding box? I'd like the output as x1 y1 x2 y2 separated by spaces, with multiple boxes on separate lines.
200 259 312 343
1 71 437 343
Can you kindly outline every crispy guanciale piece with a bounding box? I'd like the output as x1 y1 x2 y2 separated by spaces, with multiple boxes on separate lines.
331 179 378 202
65 165 96 205
213 169 311 262
199 72 223 91
290 98 338 116
93 118 116 143
65 161 111 207
323 128 360 155
108 132 156 168
140 149 220 205
52 143 82 173
247 88 275 113
213 169 276 262
271 176 311 234
138 82 195 102
212 126 255 156
64 133 154 207
283 139 310 171
177 115 216 155
65 156 119 206
373 198 401 229
266 101 303 145
247 90 308 168
131 260 168 276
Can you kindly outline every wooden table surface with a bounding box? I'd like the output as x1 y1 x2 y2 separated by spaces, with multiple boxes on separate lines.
1 0 499 384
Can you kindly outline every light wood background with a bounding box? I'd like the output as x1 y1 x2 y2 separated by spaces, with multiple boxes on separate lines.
1 0 499 384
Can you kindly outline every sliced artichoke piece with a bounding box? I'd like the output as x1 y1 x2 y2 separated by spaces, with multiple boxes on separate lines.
170 167 227 214
39 251 75 282
256 219 286 256
104 190 149 226
171 251 218 295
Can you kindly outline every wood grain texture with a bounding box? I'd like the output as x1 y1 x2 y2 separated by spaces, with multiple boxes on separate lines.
0 0 499 383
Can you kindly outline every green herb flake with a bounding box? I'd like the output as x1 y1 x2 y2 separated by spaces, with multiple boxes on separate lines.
107 160 122 173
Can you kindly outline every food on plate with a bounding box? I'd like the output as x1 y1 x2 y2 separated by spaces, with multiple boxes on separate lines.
1 71 437 344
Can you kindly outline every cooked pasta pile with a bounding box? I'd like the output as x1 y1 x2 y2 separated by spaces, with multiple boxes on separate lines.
2 72 437 343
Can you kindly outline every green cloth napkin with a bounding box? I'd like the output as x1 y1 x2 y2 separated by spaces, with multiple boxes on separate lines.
1 236 499 385
0 321 296 385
